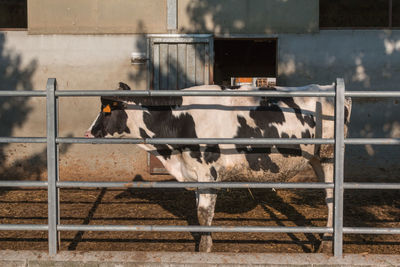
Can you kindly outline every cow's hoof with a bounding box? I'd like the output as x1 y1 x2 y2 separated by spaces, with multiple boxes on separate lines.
199 235 213 252
318 235 333 254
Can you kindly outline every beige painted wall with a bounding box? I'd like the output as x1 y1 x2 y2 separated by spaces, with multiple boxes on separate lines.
178 0 319 34
28 0 167 34
0 31 151 182
27 0 318 34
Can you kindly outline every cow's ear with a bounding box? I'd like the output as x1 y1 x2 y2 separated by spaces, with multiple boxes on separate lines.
118 82 131 90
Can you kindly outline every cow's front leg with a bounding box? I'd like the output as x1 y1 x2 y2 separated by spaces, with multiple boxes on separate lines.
310 158 334 253
196 188 217 252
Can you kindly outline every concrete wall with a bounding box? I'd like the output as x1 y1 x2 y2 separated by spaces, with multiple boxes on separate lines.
0 30 399 182
0 31 150 181
178 0 319 34
28 0 167 34
277 30 400 181
27 0 318 34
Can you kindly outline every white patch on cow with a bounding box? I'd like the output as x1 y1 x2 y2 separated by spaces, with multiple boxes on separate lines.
86 113 100 132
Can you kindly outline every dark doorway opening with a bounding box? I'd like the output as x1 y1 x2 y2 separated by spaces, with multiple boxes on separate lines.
0 0 27 29
214 39 277 86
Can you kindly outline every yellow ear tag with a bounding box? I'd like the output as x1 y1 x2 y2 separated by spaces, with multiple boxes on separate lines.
113 102 118 106
103 105 111 113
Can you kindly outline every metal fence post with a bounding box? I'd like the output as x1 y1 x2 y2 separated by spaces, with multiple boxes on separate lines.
47 78 59 255
334 78 345 257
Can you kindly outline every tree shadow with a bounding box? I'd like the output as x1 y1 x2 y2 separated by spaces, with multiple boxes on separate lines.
0 32 37 192
109 175 325 252
0 33 72 196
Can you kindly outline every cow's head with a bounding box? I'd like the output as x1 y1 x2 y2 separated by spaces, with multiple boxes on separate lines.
85 83 131 138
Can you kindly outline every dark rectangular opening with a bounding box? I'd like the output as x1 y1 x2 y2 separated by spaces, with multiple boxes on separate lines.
320 0 391 28
214 39 277 86
0 0 27 29
393 0 400 27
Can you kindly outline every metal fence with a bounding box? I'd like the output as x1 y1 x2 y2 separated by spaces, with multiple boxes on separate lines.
0 78 400 257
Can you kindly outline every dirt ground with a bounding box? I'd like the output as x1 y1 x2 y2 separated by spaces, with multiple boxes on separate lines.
0 173 400 255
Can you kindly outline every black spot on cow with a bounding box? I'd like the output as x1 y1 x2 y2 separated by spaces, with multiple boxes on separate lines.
276 130 312 157
139 127 173 159
281 97 307 126
219 85 241 90
142 109 202 163
302 129 312 139
304 114 316 128
210 166 218 181
90 97 131 138
204 145 221 164
275 132 302 157
249 98 286 128
119 82 131 91
139 128 150 139
257 87 316 128
234 116 279 173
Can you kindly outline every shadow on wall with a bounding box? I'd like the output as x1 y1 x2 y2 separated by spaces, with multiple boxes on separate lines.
276 31 400 181
131 11 400 182
0 34 72 189
180 0 317 34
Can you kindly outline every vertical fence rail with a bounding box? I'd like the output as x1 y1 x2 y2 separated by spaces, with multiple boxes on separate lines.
334 78 345 257
46 78 59 255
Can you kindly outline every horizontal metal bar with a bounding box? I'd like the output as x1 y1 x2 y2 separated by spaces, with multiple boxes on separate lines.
345 138 400 145
57 181 334 189
57 137 335 145
343 227 400 234
149 90 335 97
147 34 213 38
0 137 396 146
1 90 400 98
55 90 336 97
57 137 143 144
345 91 400 98
0 224 48 231
344 183 400 190
0 137 46 143
58 224 332 234
0 91 46 97
56 90 150 97
0 181 48 187
146 138 334 145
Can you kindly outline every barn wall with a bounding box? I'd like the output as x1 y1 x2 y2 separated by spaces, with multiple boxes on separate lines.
177 0 319 34
278 30 400 181
27 0 318 35
0 30 399 181
27 0 167 34
0 31 150 181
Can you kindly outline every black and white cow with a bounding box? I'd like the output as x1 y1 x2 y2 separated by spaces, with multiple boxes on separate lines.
85 82 352 252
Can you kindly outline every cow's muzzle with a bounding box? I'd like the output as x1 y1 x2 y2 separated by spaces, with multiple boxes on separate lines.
84 130 94 138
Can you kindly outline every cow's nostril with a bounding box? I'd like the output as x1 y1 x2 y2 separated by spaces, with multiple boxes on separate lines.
84 131 94 138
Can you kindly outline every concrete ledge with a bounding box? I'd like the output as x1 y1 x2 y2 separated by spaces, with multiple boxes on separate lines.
1 251 400 266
